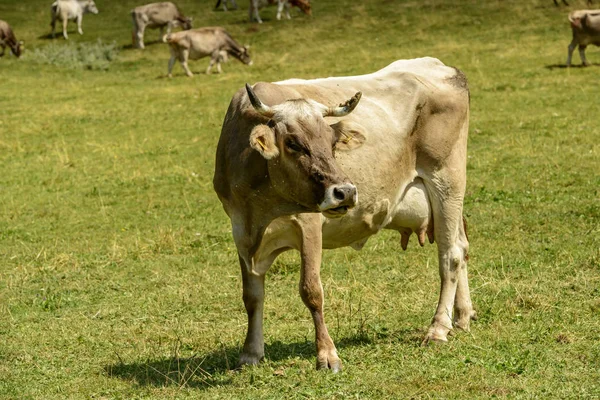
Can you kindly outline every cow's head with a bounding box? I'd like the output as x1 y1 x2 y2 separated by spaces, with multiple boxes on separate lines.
179 16 193 30
291 0 312 16
239 46 252 65
12 40 23 58
85 0 99 14
246 84 362 218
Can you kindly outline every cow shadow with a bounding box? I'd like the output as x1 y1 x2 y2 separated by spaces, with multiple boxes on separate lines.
105 334 377 390
545 63 600 70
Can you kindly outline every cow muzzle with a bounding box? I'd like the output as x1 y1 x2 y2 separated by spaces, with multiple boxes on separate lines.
318 183 358 218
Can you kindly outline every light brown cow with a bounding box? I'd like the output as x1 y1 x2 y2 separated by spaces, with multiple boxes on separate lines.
131 2 192 49
0 20 22 58
213 57 474 371
50 0 99 40
249 0 311 23
567 9 600 66
165 27 252 77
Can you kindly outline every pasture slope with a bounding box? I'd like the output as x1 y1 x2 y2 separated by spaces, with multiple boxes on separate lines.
0 0 599 398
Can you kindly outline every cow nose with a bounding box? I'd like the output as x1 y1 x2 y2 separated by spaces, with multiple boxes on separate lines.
319 183 358 214
333 185 355 203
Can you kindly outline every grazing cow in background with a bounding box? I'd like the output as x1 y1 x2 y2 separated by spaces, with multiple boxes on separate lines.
567 9 600 66
213 57 474 371
215 0 238 11
50 0 99 40
131 2 192 49
165 27 252 77
0 20 22 58
249 0 311 23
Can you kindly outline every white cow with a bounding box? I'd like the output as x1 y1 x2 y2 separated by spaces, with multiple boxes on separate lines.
214 58 474 371
249 0 311 24
131 2 193 50
567 9 600 66
165 27 252 77
50 0 99 40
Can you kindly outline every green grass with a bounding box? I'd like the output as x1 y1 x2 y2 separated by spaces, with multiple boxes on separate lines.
1 0 599 398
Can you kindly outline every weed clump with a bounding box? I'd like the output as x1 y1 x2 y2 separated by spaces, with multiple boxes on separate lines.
29 39 119 70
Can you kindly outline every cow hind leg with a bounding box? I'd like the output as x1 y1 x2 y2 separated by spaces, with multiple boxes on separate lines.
579 44 589 66
422 180 474 345
452 216 476 331
180 49 193 77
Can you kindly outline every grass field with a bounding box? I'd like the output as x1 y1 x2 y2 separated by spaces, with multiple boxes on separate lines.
1 0 599 398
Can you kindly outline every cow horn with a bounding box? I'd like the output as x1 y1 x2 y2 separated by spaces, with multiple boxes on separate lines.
324 92 362 117
245 83 274 118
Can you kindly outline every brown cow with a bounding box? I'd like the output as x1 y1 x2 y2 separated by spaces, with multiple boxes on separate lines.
567 9 600 66
0 20 22 58
213 57 474 371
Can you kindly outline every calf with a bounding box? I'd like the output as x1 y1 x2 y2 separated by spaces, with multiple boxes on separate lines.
165 27 252 77
249 0 311 24
50 0 99 40
567 9 600 66
131 2 192 49
0 20 22 58
215 0 238 11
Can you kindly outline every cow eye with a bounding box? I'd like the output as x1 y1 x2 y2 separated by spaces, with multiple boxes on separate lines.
286 139 303 153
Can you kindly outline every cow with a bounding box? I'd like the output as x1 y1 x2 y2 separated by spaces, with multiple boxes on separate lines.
567 9 600 66
165 27 252 77
50 0 99 40
249 0 311 23
0 20 22 58
215 0 238 11
213 57 474 372
131 2 192 49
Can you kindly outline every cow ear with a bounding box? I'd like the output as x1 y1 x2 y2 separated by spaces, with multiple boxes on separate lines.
250 124 279 159
331 120 366 151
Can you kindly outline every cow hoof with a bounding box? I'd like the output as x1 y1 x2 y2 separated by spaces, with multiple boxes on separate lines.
237 352 264 368
421 323 451 346
316 353 342 373
316 358 342 373
454 309 477 332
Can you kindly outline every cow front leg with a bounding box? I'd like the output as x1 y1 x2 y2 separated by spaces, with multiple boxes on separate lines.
76 15 83 35
276 0 284 20
567 39 577 66
136 26 145 49
579 44 589 66
51 17 57 38
167 54 176 77
0 45 5 57
238 255 266 367
297 215 341 372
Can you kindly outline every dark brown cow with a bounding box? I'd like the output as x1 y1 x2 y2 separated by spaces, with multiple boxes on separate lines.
0 20 22 58
213 58 474 371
